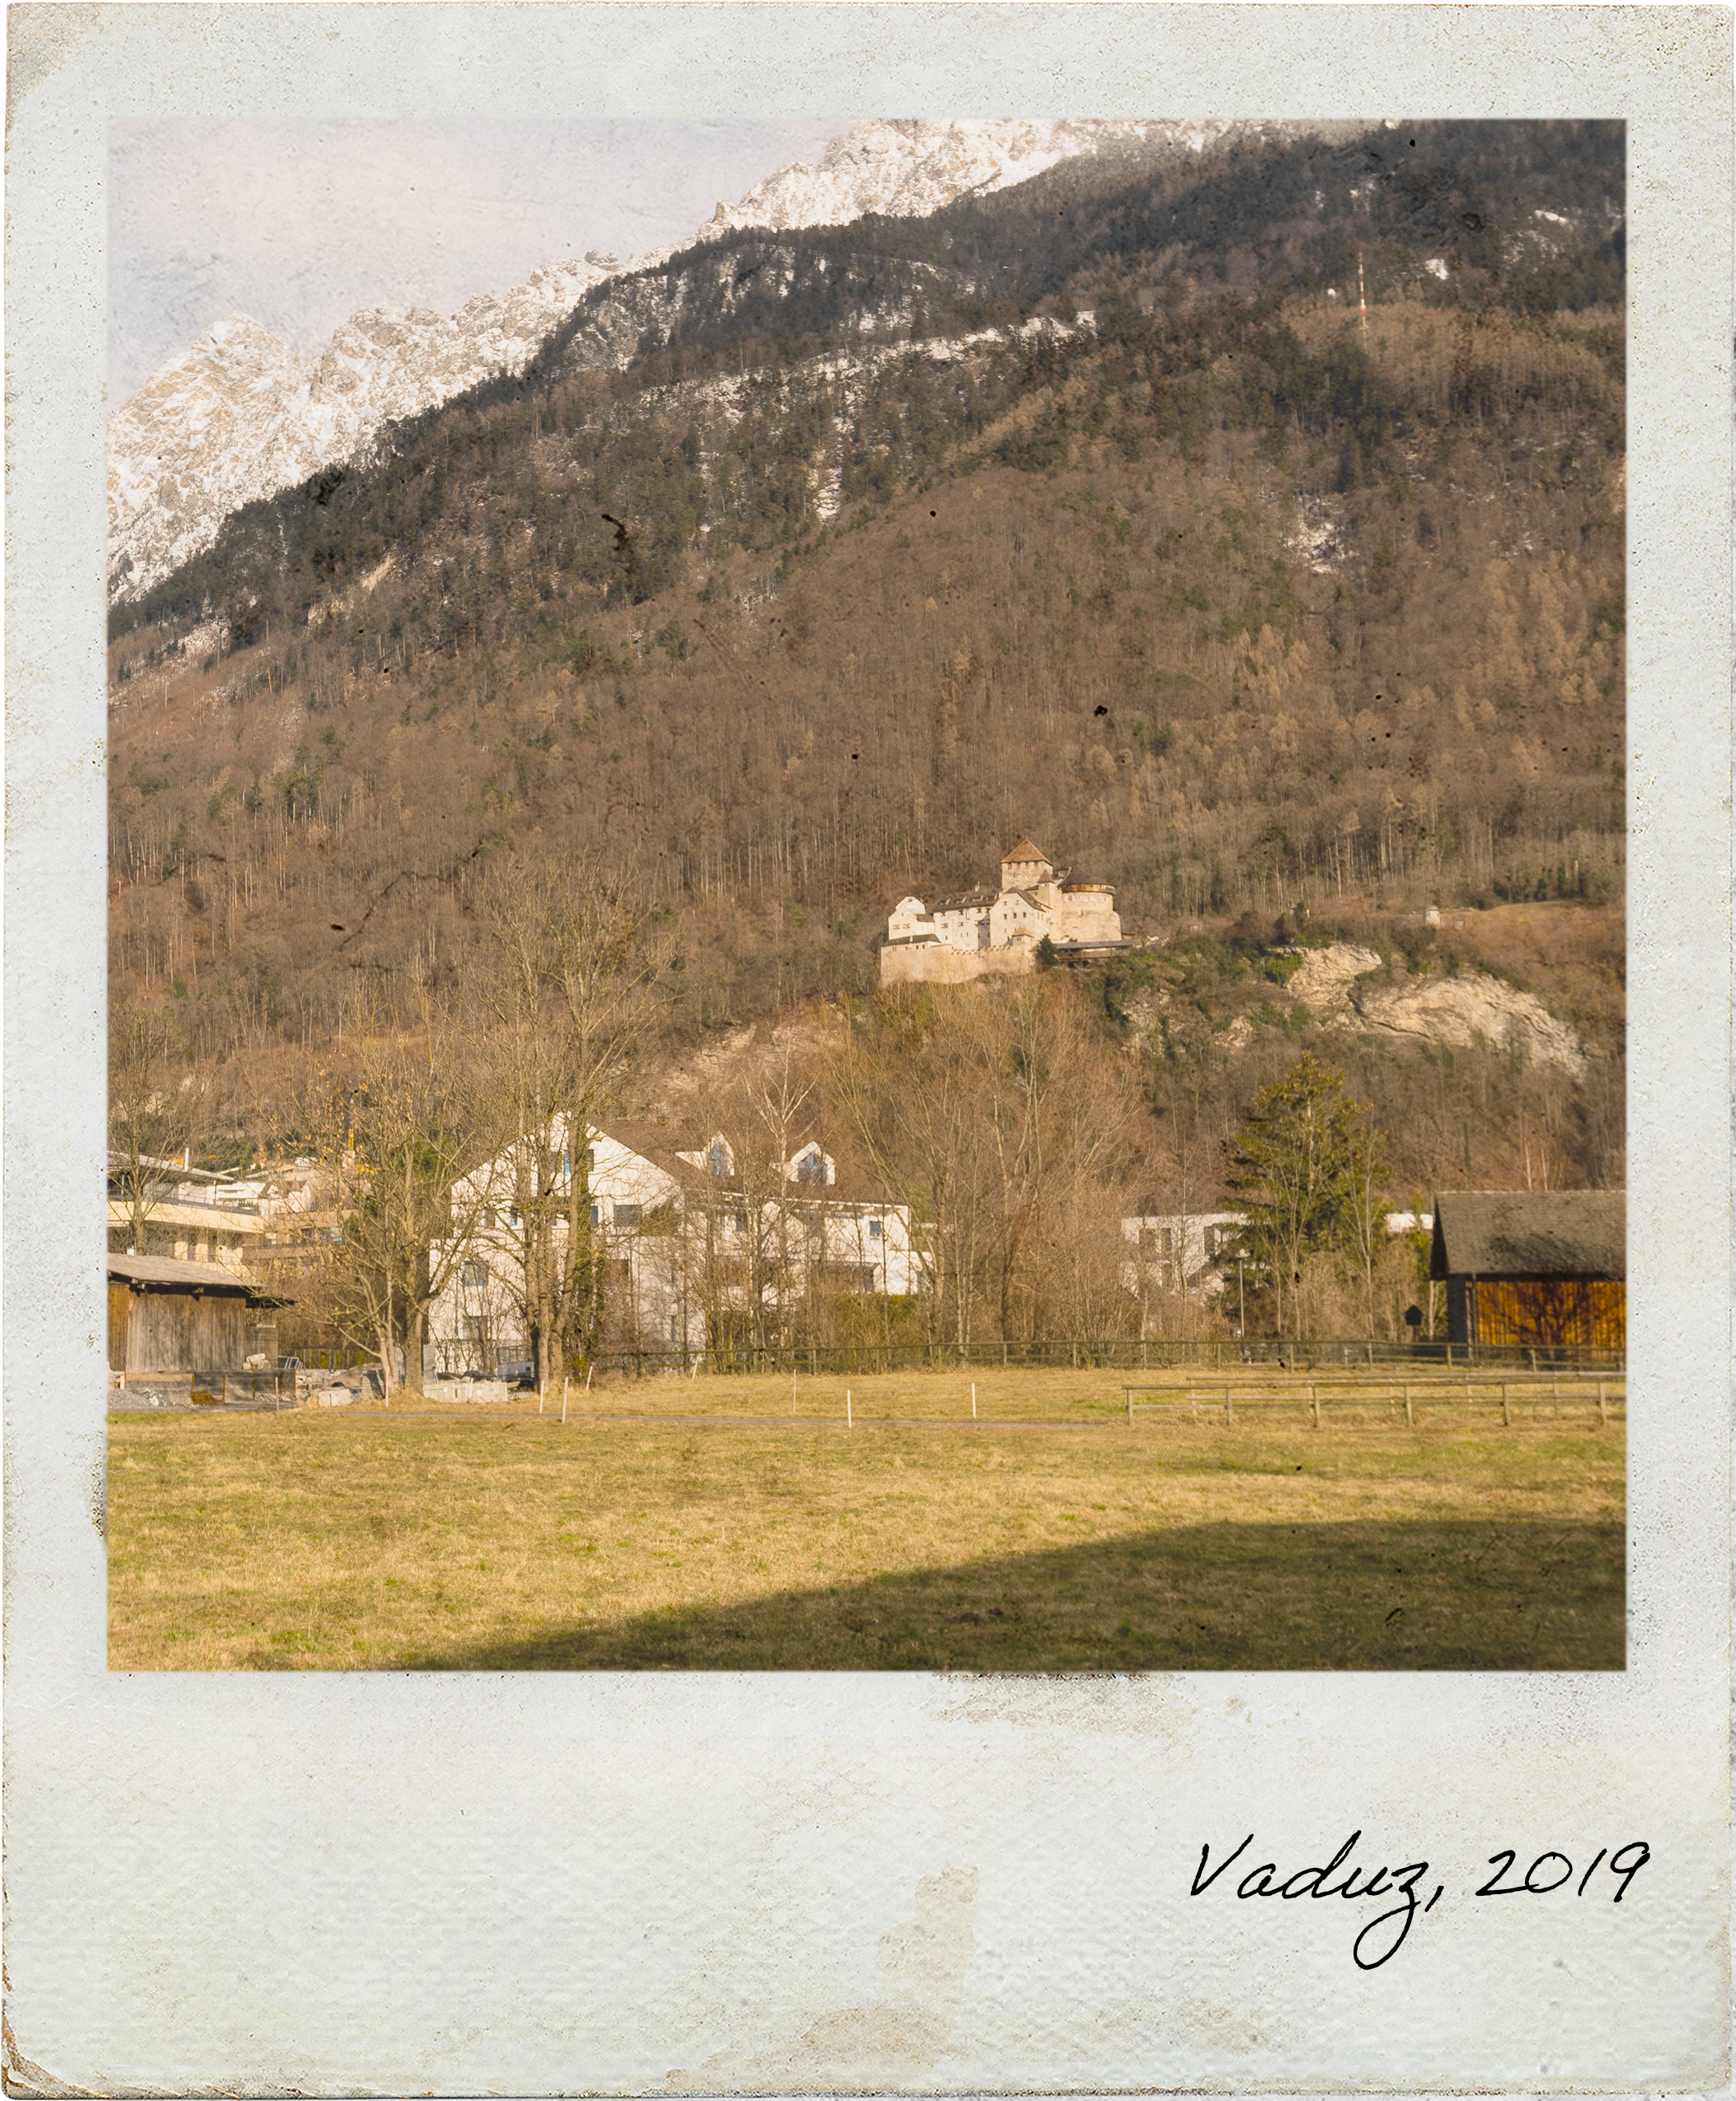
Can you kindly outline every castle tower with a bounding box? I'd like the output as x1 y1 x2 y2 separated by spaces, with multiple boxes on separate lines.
1000 837 1053 892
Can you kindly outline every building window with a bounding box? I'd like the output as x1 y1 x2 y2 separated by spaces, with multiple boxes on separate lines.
612 1202 641 1230
795 1150 827 1186
868 1219 883 1241
462 1260 488 1289
481 1207 495 1229
708 1139 732 1179
462 1316 485 1343
590 1202 601 1224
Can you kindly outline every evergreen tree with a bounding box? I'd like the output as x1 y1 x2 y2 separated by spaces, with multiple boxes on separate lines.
1225 1053 1386 1339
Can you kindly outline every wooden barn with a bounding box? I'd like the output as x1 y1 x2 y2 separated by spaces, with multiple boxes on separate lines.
1430 1191 1625 1352
107 1254 285 1385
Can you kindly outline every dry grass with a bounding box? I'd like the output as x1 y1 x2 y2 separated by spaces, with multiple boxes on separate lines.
108 1368 1624 1673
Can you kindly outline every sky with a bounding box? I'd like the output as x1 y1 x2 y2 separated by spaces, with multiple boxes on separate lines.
108 120 846 402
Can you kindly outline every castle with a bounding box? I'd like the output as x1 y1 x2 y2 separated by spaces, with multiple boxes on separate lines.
878 839 1127 984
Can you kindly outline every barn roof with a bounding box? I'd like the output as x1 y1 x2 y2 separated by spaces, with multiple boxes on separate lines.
1430 1191 1625 1281
108 1253 286 1304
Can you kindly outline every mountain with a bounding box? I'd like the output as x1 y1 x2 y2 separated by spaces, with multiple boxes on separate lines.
110 119 1341 606
108 260 607 602
692 118 1248 239
105 117 1627 1194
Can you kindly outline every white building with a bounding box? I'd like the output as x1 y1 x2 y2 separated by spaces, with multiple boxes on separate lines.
880 838 1127 984
1121 1209 1246 1305
425 1119 923 1374
1120 1207 1434 1319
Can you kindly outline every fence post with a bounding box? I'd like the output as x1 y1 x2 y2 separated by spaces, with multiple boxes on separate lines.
1404 1383 1413 1428
1223 1383 1232 1425
1309 1382 1319 1429
1598 1380 1608 1426
1125 1386 1133 1426
1500 1382 1510 1427
846 1389 853 1429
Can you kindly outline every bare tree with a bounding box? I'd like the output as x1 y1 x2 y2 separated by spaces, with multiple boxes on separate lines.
108 1000 210 1252
466 855 663 1383
294 990 491 1398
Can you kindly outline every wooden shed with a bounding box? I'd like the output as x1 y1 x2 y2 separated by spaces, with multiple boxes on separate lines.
1430 1191 1625 1351
107 1254 286 1385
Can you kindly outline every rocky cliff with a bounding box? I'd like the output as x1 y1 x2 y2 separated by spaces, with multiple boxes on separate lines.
1284 945 1589 1078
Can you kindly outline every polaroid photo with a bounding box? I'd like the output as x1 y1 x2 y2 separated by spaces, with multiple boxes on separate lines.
4 4 1730 2092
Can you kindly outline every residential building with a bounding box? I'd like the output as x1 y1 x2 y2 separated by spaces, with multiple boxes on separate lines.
107 1156 268 1274
424 1119 923 1374
1120 1207 1433 1325
107 1154 337 1279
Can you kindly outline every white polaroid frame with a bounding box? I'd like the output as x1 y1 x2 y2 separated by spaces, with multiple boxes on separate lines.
5 6 1729 2091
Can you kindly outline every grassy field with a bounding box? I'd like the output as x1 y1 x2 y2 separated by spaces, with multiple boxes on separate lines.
107 1368 1624 1673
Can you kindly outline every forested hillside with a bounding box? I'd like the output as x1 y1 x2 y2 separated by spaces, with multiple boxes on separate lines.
107 118 1624 1213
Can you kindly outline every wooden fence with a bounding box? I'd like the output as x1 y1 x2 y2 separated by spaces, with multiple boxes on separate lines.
1124 1368 1625 1429
588 1337 1625 1380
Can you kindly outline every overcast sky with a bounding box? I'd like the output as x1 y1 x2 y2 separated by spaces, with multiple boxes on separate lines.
108 119 846 401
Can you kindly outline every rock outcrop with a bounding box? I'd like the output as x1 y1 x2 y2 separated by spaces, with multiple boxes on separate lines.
1282 944 1589 1078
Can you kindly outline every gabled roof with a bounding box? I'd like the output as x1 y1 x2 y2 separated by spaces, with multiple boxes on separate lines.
108 1253 286 1304
1002 836 1050 862
592 1119 712 1190
1430 1191 1625 1281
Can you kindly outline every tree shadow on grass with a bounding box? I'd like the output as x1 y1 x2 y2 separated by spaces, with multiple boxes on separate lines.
385 1517 1624 1673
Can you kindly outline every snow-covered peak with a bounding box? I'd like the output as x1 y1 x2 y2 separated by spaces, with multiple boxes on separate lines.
108 260 609 601
695 118 1239 240
109 120 1268 606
